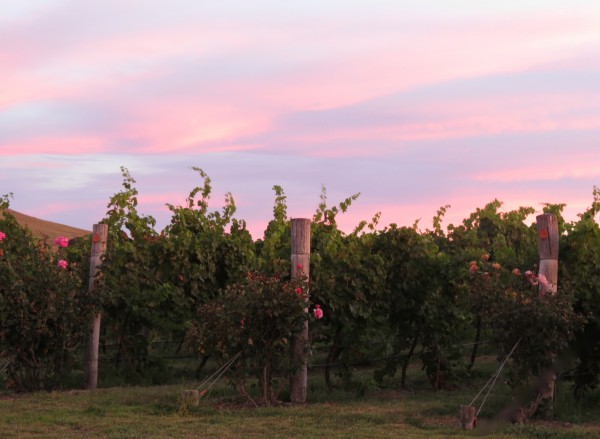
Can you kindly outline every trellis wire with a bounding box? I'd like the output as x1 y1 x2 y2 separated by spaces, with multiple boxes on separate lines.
195 351 241 394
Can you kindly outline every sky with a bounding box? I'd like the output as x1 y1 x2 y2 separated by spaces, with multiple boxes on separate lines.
1 0 600 238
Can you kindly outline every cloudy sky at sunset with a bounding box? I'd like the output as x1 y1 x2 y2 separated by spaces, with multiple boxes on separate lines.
1 0 599 238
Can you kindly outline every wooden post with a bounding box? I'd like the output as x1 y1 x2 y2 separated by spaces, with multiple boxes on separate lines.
537 214 558 295
85 223 108 390
290 218 310 403
460 405 477 430
536 213 558 410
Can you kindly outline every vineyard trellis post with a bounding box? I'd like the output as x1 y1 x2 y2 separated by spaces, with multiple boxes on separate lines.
536 213 559 407
290 218 310 403
85 223 108 390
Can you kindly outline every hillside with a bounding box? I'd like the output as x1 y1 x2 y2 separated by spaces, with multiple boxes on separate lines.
2 209 91 239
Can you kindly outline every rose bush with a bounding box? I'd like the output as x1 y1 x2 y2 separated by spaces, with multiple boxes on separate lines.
468 258 583 391
0 196 98 390
187 271 310 405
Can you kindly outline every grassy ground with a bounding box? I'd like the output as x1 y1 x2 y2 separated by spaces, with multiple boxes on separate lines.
1 357 599 439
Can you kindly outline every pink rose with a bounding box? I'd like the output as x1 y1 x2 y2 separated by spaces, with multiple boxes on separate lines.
54 236 69 247
57 259 68 269
295 287 302 295
313 304 323 319
0 231 5 242
481 254 490 262
525 270 538 286
296 263 303 271
469 264 478 273
511 268 521 276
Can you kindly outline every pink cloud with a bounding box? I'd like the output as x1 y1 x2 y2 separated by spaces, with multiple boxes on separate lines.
73 28 251 68
117 112 270 154
261 59 600 156
26 199 102 218
0 136 107 156
2 2 598 161
245 11 600 113
472 152 600 183
0 71 73 110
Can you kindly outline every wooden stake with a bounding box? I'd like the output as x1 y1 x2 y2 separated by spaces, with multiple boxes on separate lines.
290 218 310 404
181 390 200 407
85 224 108 390
536 214 558 295
460 405 477 430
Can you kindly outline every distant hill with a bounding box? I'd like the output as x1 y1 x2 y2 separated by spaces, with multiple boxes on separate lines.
1 209 91 239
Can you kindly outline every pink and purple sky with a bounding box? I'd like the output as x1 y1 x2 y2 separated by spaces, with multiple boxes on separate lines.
1 0 600 238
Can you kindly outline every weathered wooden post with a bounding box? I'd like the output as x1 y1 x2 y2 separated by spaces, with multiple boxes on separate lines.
290 218 310 403
85 223 108 390
536 213 559 408
537 213 558 295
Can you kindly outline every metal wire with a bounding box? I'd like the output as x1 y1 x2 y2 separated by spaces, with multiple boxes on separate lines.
467 337 522 417
195 351 241 393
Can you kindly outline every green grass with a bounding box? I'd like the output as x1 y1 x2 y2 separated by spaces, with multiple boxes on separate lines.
1 357 599 438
